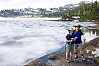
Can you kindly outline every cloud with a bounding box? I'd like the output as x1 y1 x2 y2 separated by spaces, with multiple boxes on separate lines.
0 0 10 2
0 0 99 10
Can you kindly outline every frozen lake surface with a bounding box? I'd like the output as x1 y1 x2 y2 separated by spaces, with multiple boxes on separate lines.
0 17 98 66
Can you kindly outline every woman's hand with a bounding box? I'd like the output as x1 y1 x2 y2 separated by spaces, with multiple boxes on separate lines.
70 40 73 42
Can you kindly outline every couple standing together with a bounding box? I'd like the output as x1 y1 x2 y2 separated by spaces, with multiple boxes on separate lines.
66 24 86 63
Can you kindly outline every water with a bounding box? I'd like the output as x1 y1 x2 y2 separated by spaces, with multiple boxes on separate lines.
0 17 98 66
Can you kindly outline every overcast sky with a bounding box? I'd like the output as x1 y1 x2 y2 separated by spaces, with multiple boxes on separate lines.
0 0 99 10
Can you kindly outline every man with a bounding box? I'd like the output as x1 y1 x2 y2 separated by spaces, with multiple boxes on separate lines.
66 28 77 63
74 24 86 61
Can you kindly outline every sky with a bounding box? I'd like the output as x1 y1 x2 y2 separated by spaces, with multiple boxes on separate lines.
0 0 99 10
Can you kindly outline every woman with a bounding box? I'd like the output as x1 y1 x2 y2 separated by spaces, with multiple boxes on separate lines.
66 28 77 63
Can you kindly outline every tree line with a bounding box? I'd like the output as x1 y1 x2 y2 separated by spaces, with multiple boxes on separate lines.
0 10 23 17
45 1 99 21
68 1 99 21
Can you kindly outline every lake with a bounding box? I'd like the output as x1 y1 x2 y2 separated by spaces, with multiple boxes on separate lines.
0 17 98 66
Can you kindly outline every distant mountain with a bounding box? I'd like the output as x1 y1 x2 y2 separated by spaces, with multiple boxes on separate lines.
78 1 91 5
63 1 91 10
78 1 85 5
63 4 79 10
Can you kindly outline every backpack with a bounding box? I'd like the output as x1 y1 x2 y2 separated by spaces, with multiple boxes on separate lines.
74 29 83 37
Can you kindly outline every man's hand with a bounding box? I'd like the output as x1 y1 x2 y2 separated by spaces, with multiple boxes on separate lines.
73 37 78 41
83 38 86 41
75 37 78 39
82 35 86 41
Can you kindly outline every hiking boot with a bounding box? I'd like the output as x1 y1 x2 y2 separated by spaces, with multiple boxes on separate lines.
70 58 74 62
82 58 86 61
75 56 78 59
66 59 70 63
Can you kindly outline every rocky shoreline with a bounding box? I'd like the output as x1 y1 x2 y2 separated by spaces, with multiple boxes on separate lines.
24 37 99 66
93 22 99 30
24 22 99 66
